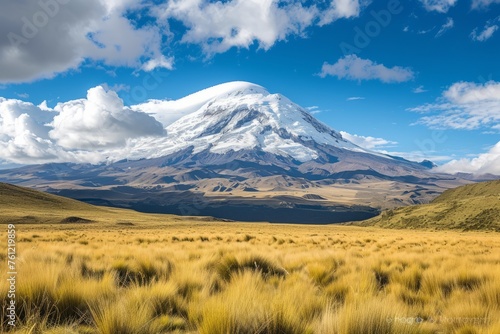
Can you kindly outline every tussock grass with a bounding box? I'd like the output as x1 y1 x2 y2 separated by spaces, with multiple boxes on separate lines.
209 254 288 282
0 223 499 333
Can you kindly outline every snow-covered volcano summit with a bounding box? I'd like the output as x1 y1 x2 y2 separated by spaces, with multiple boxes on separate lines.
133 81 383 163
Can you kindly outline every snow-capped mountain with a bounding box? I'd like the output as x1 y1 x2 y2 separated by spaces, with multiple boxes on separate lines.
132 81 384 162
119 81 437 180
0 82 465 223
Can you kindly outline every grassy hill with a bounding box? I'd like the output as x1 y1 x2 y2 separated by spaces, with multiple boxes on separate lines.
356 180 500 231
0 183 98 211
0 182 193 225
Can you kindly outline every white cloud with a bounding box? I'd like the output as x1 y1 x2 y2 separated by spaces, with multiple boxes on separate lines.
419 0 457 13
0 1 373 83
471 0 500 9
0 97 69 163
413 86 428 93
377 150 452 163
417 27 435 34
0 0 170 84
471 24 499 41
319 0 365 26
0 86 165 164
153 0 368 55
435 141 500 175
154 0 318 55
306 106 322 115
340 131 397 150
435 17 454 37
346 96 365 101
320 55 414 83
411 81 500 130
142 55 175 72
50 86 165 150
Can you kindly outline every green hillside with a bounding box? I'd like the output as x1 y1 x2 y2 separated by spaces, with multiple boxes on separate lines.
356 180 500 231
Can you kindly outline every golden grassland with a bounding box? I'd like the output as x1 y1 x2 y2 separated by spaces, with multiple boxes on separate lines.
1 221 500 334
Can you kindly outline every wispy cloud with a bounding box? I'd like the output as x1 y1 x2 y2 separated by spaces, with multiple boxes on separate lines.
471 0 500 9
413 86 428 94
418 27 435 34
306 106 322 115
346 96 365 101
16 92 29 99
436 17 454 37
340 131 397 150
419 0 457 13
320 55 414 83
471 23 499 41
410 80 500 131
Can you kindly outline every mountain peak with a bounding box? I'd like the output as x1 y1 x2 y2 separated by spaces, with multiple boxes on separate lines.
133 81 268 127
133 81 373 163
206 81 268 96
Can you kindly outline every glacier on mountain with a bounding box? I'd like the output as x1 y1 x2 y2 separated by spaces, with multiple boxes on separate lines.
130 81 388 163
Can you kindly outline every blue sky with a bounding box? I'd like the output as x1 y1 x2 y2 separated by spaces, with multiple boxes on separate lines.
0 0 499 174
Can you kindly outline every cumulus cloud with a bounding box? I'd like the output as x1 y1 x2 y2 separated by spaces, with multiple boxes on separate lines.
150 0 368 55
435 141 500 175
50 86 165 149
0 86 165 164
340 131 397 150
419 0 457 13
0 97 58 163
153 0 318 55
0 1 373 83
471 24 499 41
0 0 169 84
435 17 454 37
320 55 415 83
411 81 500 130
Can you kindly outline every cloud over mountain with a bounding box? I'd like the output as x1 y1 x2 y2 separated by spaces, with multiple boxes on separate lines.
0 86 165 164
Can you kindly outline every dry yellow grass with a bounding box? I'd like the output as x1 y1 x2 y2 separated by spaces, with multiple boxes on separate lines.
1 222 499 333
